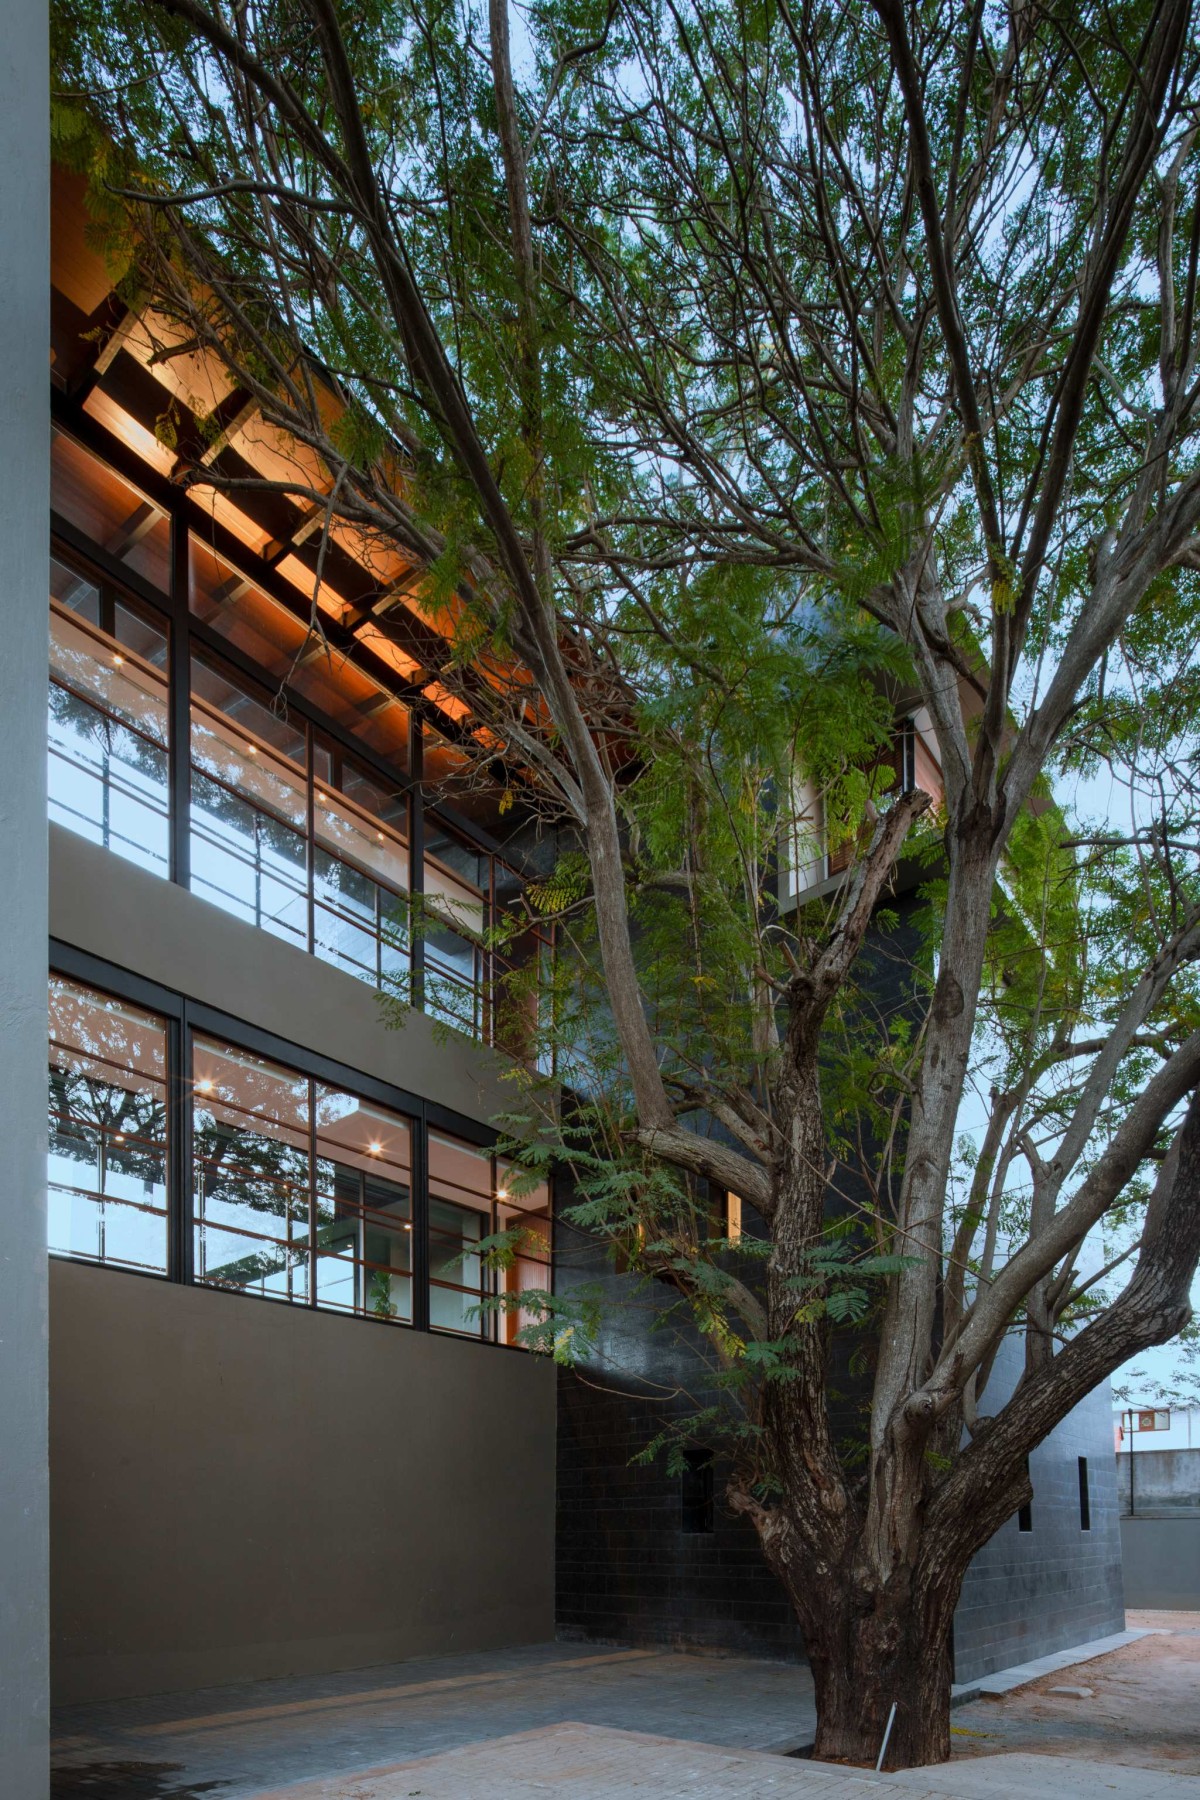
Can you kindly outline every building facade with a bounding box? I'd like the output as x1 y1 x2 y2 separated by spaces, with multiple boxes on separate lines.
45 162 558 1705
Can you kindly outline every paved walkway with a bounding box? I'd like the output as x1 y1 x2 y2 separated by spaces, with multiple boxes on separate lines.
223 1723 1200 1800
51 1618 1200 1799
51 1643 815 1798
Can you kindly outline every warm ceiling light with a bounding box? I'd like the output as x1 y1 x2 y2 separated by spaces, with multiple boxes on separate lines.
404 1222 412 1231
114 1131 125 1142
197 1078 214 1094
497 1188 509 1201
112 654 124 666
315 791 325 802
376 832 385 842
368 1140 383 1155
245 744 257 755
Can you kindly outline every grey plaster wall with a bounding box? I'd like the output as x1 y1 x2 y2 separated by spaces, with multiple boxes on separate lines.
0 5 50 1786
1119 1517 1200 1608
51 1258 556 1704
50 823 510 1127
1117 1448 1200 1515
953 1340 1125 1682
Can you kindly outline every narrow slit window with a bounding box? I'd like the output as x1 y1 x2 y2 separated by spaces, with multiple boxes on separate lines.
681 1448 714 1535
1078 1456 1091 1531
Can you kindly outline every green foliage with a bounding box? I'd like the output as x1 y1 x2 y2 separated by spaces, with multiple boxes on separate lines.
785 1245 921 1327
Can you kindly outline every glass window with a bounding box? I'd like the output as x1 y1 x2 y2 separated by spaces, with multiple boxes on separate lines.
428 1130 494 1338
424 822 490 1038
495 1159 552 1347
192 1039 311 1303
314 1088 412 1323
48 977 169 1275
189 652 309 948
313 745 409 996
51 428 171 593
48 555 171 877
48 970 551 1341
190 538 310 676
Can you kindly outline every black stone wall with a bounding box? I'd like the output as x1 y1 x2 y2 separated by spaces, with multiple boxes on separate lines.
557 1362 805 1659
555 1271 1125 1679
952 1337 1125 1681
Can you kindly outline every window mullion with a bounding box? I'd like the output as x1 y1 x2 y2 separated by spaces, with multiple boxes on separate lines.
410 727 425 1014
308 1076 318 1308
412 1115 429 1332
170 518 191 889
168 1013 188 1284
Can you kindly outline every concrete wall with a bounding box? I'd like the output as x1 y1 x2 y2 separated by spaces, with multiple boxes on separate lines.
51 1258 556 1704
1119 1517 1200 1609
50 824 509 1128
953 1340 1125 1682
0 1 50 1786
1117 1448 1200 1515
48 769 558 1707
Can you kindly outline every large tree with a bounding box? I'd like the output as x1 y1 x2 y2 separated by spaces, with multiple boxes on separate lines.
54 0 1200 1765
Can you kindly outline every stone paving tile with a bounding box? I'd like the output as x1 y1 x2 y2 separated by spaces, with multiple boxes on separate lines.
889 1751 1200 1799
239 1724 1200 1800
51 1644 816 1799
246 1723 905 1799
53 1629 1199 1800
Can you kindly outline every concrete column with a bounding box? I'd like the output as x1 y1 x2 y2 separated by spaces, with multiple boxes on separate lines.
0 3 50 1793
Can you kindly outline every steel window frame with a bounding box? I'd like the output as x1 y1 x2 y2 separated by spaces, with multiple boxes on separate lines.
47 939 545 1351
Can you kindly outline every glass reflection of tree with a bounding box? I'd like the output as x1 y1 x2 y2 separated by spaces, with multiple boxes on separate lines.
193 1106 311 1294
49 1062 166 1190
48 987 168 1265
49 681 169 856
313 1156 411 1321
190 768 308 941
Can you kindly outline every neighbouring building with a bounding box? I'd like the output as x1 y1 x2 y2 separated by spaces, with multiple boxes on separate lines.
1115 1404 1200 1610
32 159 1124 1715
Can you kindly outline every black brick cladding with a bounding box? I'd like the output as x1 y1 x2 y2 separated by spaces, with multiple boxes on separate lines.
554 1256 1125 1680
952 1335 1125 1681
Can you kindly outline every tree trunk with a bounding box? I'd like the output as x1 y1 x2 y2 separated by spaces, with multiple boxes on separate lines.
778 1553 962 1768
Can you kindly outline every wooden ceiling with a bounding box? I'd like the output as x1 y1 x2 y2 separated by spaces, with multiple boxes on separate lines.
49 163 539 779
